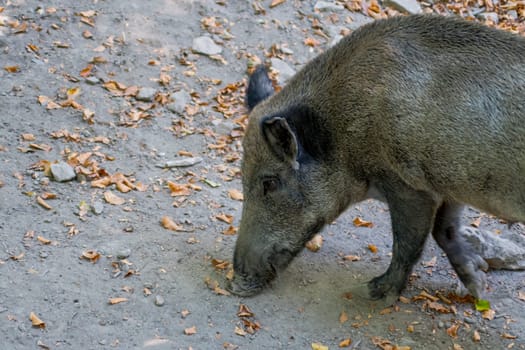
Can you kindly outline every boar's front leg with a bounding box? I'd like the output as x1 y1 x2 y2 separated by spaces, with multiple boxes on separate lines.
432 202 489 299
368 178 438 299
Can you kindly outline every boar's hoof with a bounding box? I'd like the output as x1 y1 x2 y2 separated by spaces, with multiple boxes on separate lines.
226 276 264 297
367 275 402 300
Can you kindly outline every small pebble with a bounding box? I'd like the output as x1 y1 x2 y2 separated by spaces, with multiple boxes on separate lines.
117 249 131 259
92 202 104 215
85 76 100 85
136 87 156 102
50 162 76 182
438 321 445 329
154 295 165 306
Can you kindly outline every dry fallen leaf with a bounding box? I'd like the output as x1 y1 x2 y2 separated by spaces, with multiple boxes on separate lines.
161 216 183 231
237 303 254 318
305 234 323 252
353 217 374 228
228 189 243 201
339 338 352 348
37 236 51 245
222 225 238 235
482 309 495 320
81 250 101 263
517 291 525 301
235 326 247 336
311 343 328 350
473 330 481 342
447 323 460 338
104 191 125 205
21 133 35 141
339 310 348 324
270 0 286 7
343 254 361 261
37 196 53 210
4 65 20 73
216 213 234 224
108 297 128 305
29 312 46 328
368 244 378 253
184 326 197 335
502 333 517 339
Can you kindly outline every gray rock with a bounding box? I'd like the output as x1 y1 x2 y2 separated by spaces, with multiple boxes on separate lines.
212 119 237 135
383 0 422 14
462 226 525 270
270 58 296 84
314 1 345 12
92 201 104 215
50 162 76 182
478 12 499 24
167 90 191 114
85 76 100 85
117 248 131 259
192 36 222 56
154 295 165 306
508 10 518 20
136 87 156 102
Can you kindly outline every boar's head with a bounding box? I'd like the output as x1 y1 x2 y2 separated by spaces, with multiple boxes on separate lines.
227 66 367 296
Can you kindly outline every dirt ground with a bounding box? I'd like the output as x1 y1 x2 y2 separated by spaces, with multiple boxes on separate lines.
1 0 525 349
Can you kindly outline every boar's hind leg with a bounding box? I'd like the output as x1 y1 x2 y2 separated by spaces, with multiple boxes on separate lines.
368 179 438 299
432 202 489 299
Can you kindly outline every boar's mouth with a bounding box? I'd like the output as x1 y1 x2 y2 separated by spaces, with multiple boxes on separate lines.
228 220 325 297
228 246 295 297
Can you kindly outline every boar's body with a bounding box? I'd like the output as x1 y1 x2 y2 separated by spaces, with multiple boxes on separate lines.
229 15 525 300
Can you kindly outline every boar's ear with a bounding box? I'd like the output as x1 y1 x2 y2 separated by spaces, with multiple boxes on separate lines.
246 65 275 111
261 116 299 170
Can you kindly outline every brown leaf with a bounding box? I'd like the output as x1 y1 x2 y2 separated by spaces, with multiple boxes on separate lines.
237 304 254 318
482 309 495 320
368 244 378 253
235 326 247 336
108 297 128 305
211 258 230 270
502 333 517 339
473 330 481 342
37 236 51 245
270 0 286 7
353 217 374 228
4 65 20 73
339 338 352 348
216 213 234 224
222 225 238 235
21 133 35 141
29 312 46 328
343 254 361 261
339 310 348 324
184 326 197 335
161 216 183 231
104 191 125 205
228 189 244 201
470 217 482 228
81 250 101 263
447 323 460 338
517 290 525 301
305 234 323 252
37 196 53 210
79 64 94 77
167 181 192 197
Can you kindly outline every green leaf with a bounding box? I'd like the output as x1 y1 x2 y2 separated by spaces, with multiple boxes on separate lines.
475 299 491 312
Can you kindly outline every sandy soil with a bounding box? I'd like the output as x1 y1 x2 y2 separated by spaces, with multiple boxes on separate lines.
1 1 524 349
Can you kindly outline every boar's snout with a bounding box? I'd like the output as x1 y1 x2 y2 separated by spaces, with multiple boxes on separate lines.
227 240 296 297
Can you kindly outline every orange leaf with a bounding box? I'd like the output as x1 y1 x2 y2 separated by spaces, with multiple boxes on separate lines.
37 196 53 210
339 310 348 324
81 250 101 263
343 254 361 261
161 216 183 231
222 225 238 235
79 64 94 77
184 326 197 335
29 312 46 328
228 189 243 201
270 0 286 7
447 323 460 338
353 217 373 228
216 213 234 224
305 234 323 252
108 297 128 305
37 236 51 245
368 244 378 253
4 65 20 73
339 338 352 348
167 181 191 197
104 191 125 205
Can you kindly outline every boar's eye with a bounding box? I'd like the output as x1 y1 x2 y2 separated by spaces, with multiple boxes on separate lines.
262 177 280 195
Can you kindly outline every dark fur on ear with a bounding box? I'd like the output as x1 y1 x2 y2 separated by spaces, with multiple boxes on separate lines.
283 105 333 163
262 105 333 164
246 65 275 110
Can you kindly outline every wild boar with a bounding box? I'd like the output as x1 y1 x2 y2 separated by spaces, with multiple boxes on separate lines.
228 15 525 300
